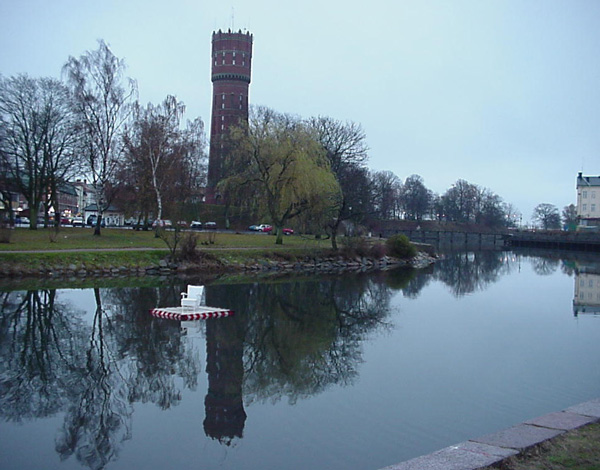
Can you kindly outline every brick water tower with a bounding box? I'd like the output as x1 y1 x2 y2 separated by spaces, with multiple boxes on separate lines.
206 29 253 204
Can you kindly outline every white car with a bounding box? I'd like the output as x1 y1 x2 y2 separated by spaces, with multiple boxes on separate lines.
190 221 203 230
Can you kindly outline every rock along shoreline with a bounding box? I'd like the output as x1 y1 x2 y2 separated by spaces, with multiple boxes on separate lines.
0 250 437 280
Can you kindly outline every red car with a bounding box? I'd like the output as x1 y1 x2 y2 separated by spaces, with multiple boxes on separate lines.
283 228 294 235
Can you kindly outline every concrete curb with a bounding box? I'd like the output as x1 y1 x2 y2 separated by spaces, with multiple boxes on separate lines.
380 398 600 470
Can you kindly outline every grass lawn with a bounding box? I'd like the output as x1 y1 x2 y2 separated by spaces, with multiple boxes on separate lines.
0 227 332 272
485 423 600 470
0 227 329 251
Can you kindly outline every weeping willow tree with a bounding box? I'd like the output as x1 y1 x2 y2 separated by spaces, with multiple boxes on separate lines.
220 106 341 244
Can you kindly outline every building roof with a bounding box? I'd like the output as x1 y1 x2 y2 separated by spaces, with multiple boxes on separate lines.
83 204 122 212
577 173 600 187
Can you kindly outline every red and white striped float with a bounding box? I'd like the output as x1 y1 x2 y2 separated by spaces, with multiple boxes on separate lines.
150 306 234 321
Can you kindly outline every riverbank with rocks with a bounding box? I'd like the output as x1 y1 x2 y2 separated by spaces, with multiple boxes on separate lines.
0 247 437 280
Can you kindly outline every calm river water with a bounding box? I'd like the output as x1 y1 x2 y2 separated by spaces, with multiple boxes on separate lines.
1 249 599 470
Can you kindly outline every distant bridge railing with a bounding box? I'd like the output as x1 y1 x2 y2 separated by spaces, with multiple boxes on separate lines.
384 229 509 248
506 231 600 252
382 227 600 252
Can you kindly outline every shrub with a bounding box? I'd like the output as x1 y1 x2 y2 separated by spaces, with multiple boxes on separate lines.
178 233 199 261
385 234 417 259
0 227 11 243
369 242 387 259
340 236 370 257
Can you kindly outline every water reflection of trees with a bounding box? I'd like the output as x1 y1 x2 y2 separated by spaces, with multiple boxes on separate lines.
203 274 392 445
239 276 392 405
391 251 516 298
0 273 393 465
0 290 87 422
0 285 198 470
395 249 592 299
103 285 202 408
55 288 132 470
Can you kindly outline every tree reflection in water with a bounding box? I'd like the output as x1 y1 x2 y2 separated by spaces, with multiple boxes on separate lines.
389 250 519 298
0 290 87 422
54 287 135 470
0 274 395 466
2 251 586 468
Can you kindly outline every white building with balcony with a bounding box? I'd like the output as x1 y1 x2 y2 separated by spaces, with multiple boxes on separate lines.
576 172 600 229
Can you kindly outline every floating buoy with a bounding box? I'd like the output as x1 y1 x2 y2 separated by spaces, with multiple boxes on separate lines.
150 306 234 321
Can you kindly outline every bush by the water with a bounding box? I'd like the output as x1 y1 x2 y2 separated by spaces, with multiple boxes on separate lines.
385 234 417 259
340 236 371 257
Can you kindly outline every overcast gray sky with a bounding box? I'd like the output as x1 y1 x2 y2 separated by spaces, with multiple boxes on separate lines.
1 0 599 223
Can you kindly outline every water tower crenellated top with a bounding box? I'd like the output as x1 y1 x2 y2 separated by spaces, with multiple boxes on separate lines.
211 29 253 84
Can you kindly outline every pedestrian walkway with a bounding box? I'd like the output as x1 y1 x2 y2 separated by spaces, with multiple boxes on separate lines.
380 398 600 470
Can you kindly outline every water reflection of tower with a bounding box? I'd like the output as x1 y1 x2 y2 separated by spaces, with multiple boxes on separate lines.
205 28 253 204
203 290 247 443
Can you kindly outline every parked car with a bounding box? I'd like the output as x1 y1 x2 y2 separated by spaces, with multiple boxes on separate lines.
190 221 203 230
152 219 172 228
15 216 30 226
176 220 188 228
283 228 294 235
72 216 84 227
254 224 271 232
86 215 106 227
204 221 217 229
248 224 259 231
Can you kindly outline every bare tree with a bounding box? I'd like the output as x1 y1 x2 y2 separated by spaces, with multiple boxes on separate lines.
440 179 480 223
308 116 370 249
121 97 207 237
532 203 561 230
41 81 81 229
63 40 137 235
504 203 522 228
370 170 401 220
0 75 78 229
400 174 431 221
124 96 185 222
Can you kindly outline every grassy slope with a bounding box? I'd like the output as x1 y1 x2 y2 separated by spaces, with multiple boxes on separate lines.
0 227 328 251
0 227 332 270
